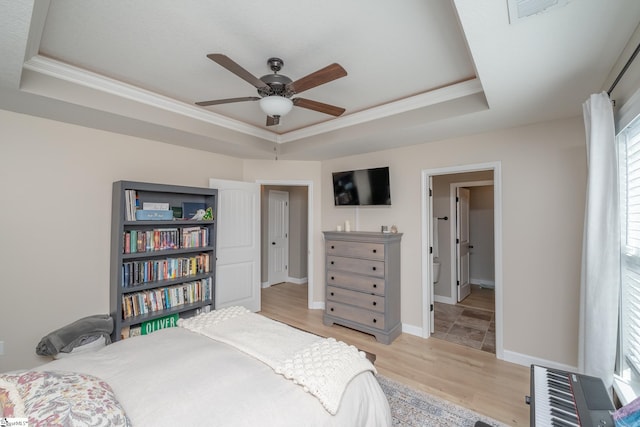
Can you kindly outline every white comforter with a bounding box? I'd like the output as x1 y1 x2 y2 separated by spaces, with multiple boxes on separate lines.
34 326 391 426
178 306 376 414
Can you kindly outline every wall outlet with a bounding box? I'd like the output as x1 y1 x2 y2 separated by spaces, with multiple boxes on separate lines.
0 341 4 355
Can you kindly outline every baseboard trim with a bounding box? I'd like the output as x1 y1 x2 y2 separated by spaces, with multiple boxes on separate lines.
434 295 456 305
470 278 495 289
502 349 577 371
402 323 423 337
309 301 325 310
262 277 308 288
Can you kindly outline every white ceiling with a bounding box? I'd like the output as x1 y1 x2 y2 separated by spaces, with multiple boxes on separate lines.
1 0 639 160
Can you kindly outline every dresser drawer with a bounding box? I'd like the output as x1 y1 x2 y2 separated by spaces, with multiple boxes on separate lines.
327 285 385 313
327 255 385 277
326 240 385 260
327 270 386 295
326 301 385 330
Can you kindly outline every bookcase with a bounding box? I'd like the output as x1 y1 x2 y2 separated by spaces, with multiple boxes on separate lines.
110 181 217 341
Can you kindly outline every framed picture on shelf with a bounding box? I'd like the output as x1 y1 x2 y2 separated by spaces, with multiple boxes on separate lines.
182 202 206 219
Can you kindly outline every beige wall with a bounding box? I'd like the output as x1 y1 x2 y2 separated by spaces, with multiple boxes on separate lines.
321 117 586 366
0 107 586 371
0 110 244 371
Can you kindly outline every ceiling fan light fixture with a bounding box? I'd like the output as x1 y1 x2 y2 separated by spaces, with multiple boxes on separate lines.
259 95 293 118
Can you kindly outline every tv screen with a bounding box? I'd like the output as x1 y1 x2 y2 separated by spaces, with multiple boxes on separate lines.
332 167 391 206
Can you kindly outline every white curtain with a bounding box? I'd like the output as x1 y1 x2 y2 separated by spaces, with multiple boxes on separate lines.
578 91 620 388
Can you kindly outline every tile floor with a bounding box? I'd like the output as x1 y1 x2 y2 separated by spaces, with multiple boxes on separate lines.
432 285 496 353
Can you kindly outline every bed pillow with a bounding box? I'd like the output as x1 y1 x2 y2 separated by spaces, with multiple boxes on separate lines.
0 370 130 426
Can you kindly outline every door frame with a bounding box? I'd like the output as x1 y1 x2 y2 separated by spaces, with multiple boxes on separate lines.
257 179 314 309
421 162 504 360
449 180 493 303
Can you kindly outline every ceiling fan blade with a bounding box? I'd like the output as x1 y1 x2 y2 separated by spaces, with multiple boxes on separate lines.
266 116 280 126
293 98 346 116
287 63 347 94
196 96 260 107
206 54 270 91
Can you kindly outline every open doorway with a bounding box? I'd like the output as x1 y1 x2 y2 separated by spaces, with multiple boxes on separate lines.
422 162 503 359
259 182 312 308
434 176 495 353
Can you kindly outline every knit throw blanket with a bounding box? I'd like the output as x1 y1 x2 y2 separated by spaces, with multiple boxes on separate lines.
178 306 375 414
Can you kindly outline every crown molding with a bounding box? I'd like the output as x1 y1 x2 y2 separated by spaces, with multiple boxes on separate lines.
22 55 483 146
22 55 275 141
277 78 484 144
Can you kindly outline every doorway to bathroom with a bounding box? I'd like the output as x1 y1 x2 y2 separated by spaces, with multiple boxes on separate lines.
421 162 503 358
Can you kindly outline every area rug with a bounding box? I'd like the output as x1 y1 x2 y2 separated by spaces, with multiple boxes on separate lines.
377 375 509 427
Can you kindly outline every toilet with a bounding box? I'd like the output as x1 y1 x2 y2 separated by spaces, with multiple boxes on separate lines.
433 257 441 283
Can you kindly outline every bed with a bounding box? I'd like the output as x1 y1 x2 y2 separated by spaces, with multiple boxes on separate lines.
0 307 391 426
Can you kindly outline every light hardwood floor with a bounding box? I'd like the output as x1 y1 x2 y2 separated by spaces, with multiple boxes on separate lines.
260 282 531 426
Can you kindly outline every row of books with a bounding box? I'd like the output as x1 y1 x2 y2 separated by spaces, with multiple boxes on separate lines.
124 189 140 221
123 227 210 254
121 277 212 320
122 253 211 288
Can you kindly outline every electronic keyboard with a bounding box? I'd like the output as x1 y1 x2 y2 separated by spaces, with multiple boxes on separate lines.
528 365 615 427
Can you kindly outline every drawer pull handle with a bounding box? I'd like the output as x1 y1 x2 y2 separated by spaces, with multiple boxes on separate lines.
331 261 335 265
372 266 376 271
330 307 334 312
373 318 377 323
373 284 377 288
330 292 334 296
331 245 335 249
373 249 377 253
331 276 335 280
372 301 377 306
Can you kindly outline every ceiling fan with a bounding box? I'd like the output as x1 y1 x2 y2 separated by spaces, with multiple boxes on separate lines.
196 54 347 126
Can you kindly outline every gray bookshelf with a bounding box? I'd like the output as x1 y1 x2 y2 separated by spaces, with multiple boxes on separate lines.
110 181 218 341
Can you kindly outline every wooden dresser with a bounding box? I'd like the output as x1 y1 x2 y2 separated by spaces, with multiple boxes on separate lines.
322 231 402 344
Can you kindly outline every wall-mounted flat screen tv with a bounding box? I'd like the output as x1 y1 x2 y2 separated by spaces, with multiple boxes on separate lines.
332 166 391 206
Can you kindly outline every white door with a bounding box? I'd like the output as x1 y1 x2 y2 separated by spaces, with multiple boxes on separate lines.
268 190 289 285
429 177 435 333
209 178 261 312
456 187 471 302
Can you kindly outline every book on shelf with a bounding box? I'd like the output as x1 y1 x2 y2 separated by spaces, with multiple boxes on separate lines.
142 202 170 210
129 326 142 338
171 206 183 219
122 227 208 254
121 253 210 287
120 277 213 320
124 189 139 221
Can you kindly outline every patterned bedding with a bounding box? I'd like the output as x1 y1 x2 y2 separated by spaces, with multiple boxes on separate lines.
0 370 130 426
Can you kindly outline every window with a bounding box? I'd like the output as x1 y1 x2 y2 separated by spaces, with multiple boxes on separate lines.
617 116 640 403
